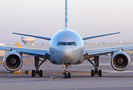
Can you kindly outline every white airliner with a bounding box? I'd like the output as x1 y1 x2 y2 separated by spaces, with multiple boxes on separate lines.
0 0 133 78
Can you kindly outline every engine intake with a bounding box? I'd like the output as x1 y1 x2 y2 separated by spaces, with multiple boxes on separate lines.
3 51 23 71
111 50 130 71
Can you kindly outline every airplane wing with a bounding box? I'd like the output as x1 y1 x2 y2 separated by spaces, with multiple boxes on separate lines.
0 45 50 58
13 32 51 40
84 44 133 59
82 32 120 40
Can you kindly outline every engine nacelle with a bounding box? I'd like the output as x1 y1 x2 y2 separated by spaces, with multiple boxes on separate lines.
111 50 130 71
3 51 23 71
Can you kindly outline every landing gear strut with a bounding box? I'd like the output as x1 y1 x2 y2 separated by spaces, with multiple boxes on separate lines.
88 56 102 77
62 64 71 78
32 57 46 77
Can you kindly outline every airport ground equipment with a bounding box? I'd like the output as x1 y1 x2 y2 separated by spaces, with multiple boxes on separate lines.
49 76 54 80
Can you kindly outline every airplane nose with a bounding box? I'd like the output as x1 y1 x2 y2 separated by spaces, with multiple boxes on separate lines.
57 47 75 63
61 49 73 57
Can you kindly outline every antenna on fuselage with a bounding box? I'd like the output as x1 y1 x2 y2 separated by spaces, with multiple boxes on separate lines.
64 0 68 30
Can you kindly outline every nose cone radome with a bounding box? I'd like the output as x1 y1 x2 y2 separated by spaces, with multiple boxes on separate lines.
59 47 74 59
56 47 80 64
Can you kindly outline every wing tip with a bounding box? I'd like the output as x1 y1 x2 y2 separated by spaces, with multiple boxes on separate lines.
115 32 120 34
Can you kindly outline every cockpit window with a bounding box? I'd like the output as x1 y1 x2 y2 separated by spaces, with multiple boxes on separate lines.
62 42 66 45
57 42 77 46
67 42 71 45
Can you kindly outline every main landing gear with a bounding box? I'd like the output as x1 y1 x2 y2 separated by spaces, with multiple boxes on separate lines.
32 57 46 77
62 64 71 78
88 56 102 77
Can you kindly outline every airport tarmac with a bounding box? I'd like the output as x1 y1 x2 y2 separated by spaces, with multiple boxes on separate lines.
0 56 133 90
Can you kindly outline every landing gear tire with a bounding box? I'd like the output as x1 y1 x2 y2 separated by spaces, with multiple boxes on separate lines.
91 70 94 77
32 70 43 77
39 70 43 77
91 69 102 77
88 56 103 77
32 57 46 77
62 72 71 78
62 72 66 78
67 72 71 78
32 70 35 77
99 70 102 77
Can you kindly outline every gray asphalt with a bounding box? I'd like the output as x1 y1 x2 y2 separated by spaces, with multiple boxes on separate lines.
0 56 133 90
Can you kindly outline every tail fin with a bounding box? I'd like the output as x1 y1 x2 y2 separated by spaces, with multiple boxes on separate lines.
16 42 21 47
64 0 68 30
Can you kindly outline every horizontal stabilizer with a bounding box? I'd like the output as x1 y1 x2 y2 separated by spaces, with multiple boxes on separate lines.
13 32 51 40
82 32 120 40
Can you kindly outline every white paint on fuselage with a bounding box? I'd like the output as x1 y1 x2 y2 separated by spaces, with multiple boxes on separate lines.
49 30 84 65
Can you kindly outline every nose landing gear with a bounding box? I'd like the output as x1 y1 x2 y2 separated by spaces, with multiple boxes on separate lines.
62 72 71 78
62 64 71 78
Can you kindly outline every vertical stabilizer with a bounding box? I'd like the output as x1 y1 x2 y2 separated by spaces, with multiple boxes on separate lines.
16 42 21 47
64 0 68 30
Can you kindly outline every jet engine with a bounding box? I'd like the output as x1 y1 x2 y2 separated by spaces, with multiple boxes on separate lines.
3 51 23 71
111 50 130 71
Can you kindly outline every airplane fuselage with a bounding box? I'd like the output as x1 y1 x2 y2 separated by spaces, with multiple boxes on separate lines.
49 30 84 65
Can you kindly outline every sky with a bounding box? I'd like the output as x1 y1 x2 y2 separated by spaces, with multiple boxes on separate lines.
0 0 133 44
